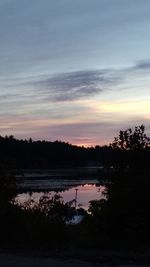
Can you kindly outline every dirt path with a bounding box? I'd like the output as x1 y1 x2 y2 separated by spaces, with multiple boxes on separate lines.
0 253 149 267
0 253 100 267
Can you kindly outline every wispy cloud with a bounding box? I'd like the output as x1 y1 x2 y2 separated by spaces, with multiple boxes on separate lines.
131 60 150 71
18 60 150 103
1 59 150 108
28 70 116 102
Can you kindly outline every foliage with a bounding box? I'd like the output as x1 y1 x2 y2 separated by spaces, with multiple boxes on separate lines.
83 125 150 244
112 125 150 151
21 193 75 223
88 199 107 217
100 126 150 240
0 160 17 204
103 171 150 240
110 125 150 170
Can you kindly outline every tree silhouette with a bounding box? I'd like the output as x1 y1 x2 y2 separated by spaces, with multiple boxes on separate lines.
0 161 17 204
100 125 150 241
110 125 150 170
112 125 150 151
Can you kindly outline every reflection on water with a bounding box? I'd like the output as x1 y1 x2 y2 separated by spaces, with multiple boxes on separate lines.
15 183 106 210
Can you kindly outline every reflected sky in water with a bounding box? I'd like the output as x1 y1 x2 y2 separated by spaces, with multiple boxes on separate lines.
15 183 106 210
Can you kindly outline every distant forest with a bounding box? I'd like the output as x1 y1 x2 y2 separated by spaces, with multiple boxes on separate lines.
0 125 150 170
0 135 113 169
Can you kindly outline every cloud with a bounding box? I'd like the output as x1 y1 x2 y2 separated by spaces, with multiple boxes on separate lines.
1 58 150 110
23 69 119 102
20 59 150 103
132 60 150 71
0 93 19 101
1 59 150 118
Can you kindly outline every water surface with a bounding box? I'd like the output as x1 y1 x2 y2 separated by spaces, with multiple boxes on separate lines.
16 179 106 210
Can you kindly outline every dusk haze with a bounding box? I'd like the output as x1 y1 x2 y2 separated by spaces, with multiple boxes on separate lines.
1 1 150 266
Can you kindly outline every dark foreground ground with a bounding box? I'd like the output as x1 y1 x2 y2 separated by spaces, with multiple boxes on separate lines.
0 253 100 267
0 253 148 267
0 249 150 267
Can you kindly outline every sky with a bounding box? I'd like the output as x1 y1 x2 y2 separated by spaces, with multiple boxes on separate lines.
0 0 150 146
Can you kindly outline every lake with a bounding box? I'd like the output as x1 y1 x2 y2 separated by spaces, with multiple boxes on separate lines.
15 168 107 210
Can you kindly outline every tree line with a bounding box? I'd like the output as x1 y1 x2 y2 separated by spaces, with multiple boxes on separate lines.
0 125 149 170
0 135 113 169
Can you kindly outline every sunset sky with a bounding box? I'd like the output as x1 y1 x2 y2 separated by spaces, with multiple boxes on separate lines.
0 0 150 146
